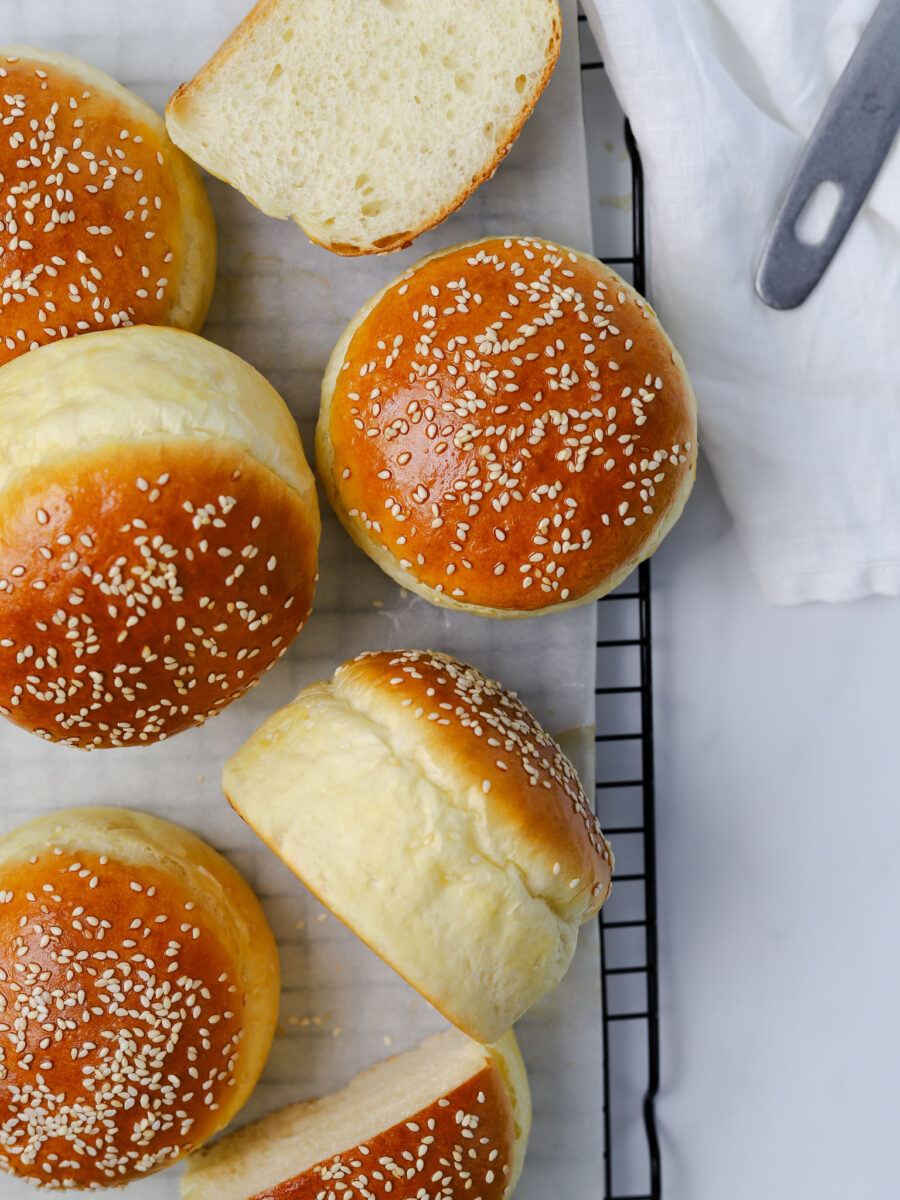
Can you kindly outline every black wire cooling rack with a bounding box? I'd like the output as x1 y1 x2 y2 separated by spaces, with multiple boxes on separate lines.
579 14 662 1200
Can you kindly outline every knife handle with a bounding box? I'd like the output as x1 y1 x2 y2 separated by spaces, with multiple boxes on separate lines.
755 0 900 310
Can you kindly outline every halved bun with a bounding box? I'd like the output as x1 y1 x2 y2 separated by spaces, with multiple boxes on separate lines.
166 0 561 255
223 649 612 1043
181 1029 530 1200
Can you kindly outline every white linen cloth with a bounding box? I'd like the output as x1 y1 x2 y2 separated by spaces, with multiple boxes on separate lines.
582 0 900 603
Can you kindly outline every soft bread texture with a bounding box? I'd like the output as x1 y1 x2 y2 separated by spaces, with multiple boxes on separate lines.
223 649 612 1043
0 322 315 498
165 0 560 255
317 236 698 616
0 806 280 1190
0 47 216 366
0 325 320 749
181 1029 530 1200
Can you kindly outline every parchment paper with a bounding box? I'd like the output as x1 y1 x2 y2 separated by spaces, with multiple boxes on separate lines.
0 2 601 1194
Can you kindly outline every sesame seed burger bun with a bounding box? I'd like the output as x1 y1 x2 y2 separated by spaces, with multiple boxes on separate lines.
316 236 697 617
0 805 280 1190
223 649 613 1044
0 324 320 749
0 47 216 366
181 1027 530 1200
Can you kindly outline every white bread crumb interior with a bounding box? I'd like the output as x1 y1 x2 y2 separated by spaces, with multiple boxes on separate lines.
166 0 561 253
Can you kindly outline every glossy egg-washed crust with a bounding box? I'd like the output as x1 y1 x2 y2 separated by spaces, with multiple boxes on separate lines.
0 439 318 748
0 46 216 367
337 649 612 920
318 237 697 614
0 806 280 1190
246 1062 514 1200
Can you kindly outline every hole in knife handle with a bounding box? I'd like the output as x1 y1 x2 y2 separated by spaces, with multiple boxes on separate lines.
794 180 844 246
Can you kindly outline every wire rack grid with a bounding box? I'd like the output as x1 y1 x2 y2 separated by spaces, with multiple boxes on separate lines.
579 13 662 1200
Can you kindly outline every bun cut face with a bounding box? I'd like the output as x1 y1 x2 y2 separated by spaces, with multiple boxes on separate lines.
166 0 561 255
181 1029 530 1200
317 236 697 616
0 47 216 366
224 648 612 1043
0 325 319 749
0 806 280 1190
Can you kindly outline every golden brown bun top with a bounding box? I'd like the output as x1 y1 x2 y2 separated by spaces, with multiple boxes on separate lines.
321 236 696 612
0 47 215 366
0 326 319 749
251 1061 514 1200
0 807 280 1190
336 649 612 921
0 439 317 749
180 1029 529 1200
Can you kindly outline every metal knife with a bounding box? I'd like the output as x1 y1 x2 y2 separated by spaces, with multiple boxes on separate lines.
755 0 900 310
